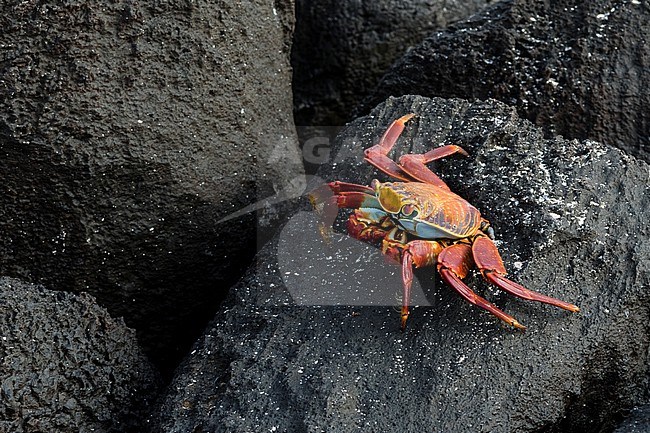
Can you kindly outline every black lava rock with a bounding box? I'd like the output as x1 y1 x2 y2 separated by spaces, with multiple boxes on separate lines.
0 277 160 433
613 404 650 433
292 0 493 126
359 0 650 162
151 95 650 432
0 0 304 373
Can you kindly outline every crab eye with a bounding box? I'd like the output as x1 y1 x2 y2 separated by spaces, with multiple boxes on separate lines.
401 204 418 217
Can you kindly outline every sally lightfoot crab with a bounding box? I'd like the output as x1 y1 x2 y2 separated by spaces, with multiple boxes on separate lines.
310 114 579 330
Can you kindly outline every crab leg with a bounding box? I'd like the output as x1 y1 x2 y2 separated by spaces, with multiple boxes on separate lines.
363 114 416 182
472 234 580 312
309 181 375 206
400 250 419 331
326 180 375 195
398 145 469 190
437 243 526 330
334 192 380 209
310 182 380 210
383 238 446 330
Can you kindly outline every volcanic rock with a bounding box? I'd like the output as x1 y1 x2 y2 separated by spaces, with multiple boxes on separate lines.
0 0 304 371
0 277 159 433
292 0 492 126
359 0 650 162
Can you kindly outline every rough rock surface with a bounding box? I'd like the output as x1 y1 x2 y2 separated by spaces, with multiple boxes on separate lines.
613 404 650 433
0 277 160 433
292 0 492 126
359 0 650 162
152 95 650 432
0 0 303 371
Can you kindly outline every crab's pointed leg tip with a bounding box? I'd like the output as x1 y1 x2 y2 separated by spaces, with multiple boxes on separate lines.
317 224 333 245
400 312 409 332
399 113 416 124
512 320 527 331
569 304 580 313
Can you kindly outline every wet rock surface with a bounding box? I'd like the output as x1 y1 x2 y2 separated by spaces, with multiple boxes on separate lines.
359 0 650 162
0 277 160 433
292 0 492 126
0 0 303 372
152 95 650 432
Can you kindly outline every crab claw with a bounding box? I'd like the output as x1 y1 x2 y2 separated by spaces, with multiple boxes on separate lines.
308 181 383 244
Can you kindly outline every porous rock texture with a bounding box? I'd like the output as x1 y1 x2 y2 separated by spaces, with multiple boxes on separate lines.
0 277 160 433
292 0 492 126
0 0 304 370
613 404 650 433
151 95 650 432
359 0 650 162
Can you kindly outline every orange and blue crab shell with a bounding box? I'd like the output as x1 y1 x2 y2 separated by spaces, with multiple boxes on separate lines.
370 181 483 241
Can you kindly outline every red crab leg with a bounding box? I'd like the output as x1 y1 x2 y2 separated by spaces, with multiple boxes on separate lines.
363 114 416 182
437 243 526 330
385 239 445 330
309 181 374 206
327 180 375 195
472 234 580 312
334 191 380 209
310 182 380 210
398 145 469 190
401 250 415 330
